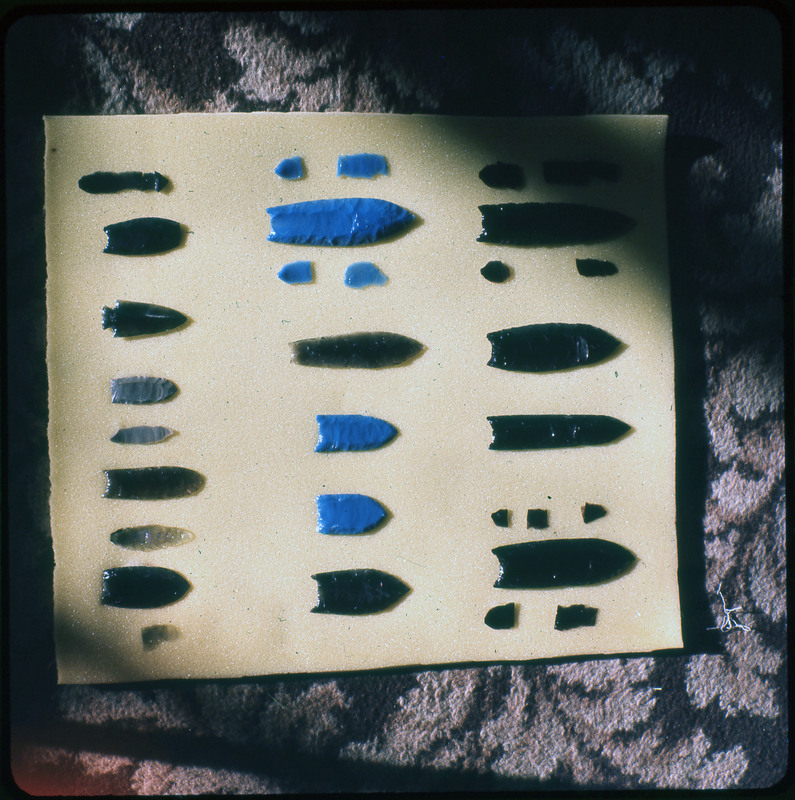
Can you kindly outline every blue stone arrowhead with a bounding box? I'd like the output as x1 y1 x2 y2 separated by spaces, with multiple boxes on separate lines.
316 493 388 534
315 414 398 452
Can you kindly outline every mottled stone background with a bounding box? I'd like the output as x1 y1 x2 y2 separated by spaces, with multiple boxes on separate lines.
6 8 787 794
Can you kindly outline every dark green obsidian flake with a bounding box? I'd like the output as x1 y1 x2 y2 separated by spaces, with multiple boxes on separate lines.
311 569 410 615
485 602 517 629
291 332 424 369
491 509 510 528
488 414 631 450
103 217 183 255
103 466 205 500
554 604 599 630
101 566 191 608
481 260 511 283
576 258 618 276
582 503 608 523
79 171 169 193
526 509 549 529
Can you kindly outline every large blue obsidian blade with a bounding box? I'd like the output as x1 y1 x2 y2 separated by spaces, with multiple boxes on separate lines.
103 466 205 499
485 602 517 629
493 539 636 589
291 332 424 368
111 425 175 445
488 414 631 450
110 524 193 550
316 494 387 534
266 198 415 246
79 171 168 193
316 414 398 452
103 217 183 255
111 377 178 404
101 566 191 608
554 604 599 630
311 569 410 615
487 323 622 372
477 203 634 245
102 300 187 337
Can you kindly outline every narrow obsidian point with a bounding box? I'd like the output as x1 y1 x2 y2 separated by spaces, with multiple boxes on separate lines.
79 171 169 193
554 604 598 630
526 509 549 529
485 602 517 629
582 502 608 523
311 569 410 615
481 260 511 283
491 508 510 528
291 332 424 369
488 414 632 450
102 300 188 337
101 566 191 608
103 217 183 255
576 258 618 276
478 161 524 189
103 466 205 500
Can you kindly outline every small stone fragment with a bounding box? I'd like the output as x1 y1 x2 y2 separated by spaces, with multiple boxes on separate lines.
142 624 180 650
485 602 517 629
478 162 524 189
480 260 511 283
526 509 549 529
582 502 608 523
554 604 598 630
491 509 510 528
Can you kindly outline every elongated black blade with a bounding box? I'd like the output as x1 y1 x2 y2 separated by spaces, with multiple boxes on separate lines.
477 203 635 245
102 300 187 337
493 539 636 588
79 171 168 193
103 217 183 255
101 566 191 608
487 323 622 372
488 414 631 450
103 466 205 499
311 569 410 615
111 377 178 405
291 332 424 368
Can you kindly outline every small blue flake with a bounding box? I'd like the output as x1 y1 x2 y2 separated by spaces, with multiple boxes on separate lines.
275 156 304 180
337 154 389 178
344 262 388 288
278 260 313 284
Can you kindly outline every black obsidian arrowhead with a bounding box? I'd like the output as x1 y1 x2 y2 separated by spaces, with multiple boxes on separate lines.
481 260 511 283
103 466 205 499
554 604 599 630
488 414 632 450
582 503 608 523
79 171 169 193
487 323 622 372
103 217 183 255
311 569 410 615
478 162 524 189
477 203 635 246
102 300 188 337
493 538 636 589
101 566 191 608
485 602 517 629
576 258 618 277
291 332 424 369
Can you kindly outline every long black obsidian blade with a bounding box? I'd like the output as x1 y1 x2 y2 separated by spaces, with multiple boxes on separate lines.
487 323 622 372
488 414 631 450
79 171 168 193
103 217 183 255
311 569 410 615
576 258 618 277
493 538 636 589
477 203 635 245
111 377 178 404
102 300 187 337
101 566 191 608
103 466 205 499
291 332 424 368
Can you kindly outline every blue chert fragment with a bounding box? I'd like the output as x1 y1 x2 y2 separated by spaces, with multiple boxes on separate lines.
315 414 398 452
278 260 313 284
344 262 388 288
337 153 389 178
316 493 387 534
274 156 304 180
266 198 414 246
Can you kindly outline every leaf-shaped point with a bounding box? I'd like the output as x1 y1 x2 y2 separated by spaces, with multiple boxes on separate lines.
311 569 410 614
315 414 398 452
101 566 191 608
316 493 387 534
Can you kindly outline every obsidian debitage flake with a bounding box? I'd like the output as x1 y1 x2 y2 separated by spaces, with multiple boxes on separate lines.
526 509 549 529
103 466 205 500
542 160 620 185
291 332 424 369
102 300 188 337
554 604 599 630
111 425 175 445
576 258 618 277
485 602 517 629
481 260 511 283
103 217 183 255
478 162 524 189
111 376 178 405
142 624 180 650
101 566 191 608
487 323 622 373
488 414 631 450
477 203 635 246
493 538 636 589
79 171 169 193
110 524 193 550
311 569 410 615
491 509 510 528
582 503 608 523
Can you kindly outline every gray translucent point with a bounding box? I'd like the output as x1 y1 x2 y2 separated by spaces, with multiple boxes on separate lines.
111 425 175 444
111 376 178 405
111 524 193 550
